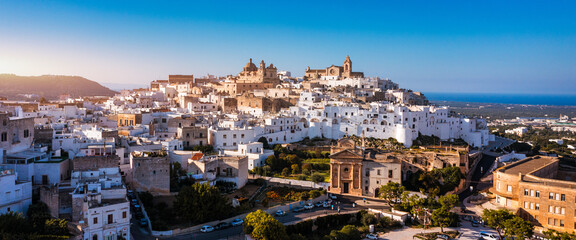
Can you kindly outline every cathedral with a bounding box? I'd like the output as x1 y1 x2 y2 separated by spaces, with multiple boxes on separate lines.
221 58 281 95
304 56 365 80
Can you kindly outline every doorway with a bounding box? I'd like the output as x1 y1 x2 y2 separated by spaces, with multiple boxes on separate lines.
343 182 349 193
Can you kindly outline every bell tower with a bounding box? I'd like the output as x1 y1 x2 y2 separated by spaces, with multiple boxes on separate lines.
343 55 352 78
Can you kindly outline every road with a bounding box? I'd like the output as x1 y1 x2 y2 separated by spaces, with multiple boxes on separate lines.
165 195 369 240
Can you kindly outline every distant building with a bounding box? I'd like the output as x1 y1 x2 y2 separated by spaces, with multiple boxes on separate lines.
305 56 364 80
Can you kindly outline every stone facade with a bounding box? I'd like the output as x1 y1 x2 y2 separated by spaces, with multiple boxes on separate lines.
177 126 208 148
129 151 170 194
0 113 34 154
305 56 364 80
328 138 402 197
117 113 142 127
492 156 576 234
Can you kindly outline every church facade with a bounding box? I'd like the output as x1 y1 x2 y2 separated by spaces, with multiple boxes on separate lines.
329 138 402 197
305 56 365 80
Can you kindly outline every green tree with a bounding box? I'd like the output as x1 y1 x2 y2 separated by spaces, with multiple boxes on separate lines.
328 225 361 240
27 202 51 230
438 194 459 209
265 155 285 172
431 206 454 233
482 209 528 240
543 229 576 240
244 210 288 240
502 215 533 240
302 163 312 172
311 173 325 183
361 212 377 226
44 218 69 236
283 154 301 166
0 211 31 235
291 164 300 174
282 168 290 177
378 181 405 207
174 183 232 224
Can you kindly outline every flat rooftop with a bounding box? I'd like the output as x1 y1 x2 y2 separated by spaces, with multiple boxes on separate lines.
497 156 558 175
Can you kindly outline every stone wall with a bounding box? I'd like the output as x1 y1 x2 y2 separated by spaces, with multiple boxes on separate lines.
131 156 170 194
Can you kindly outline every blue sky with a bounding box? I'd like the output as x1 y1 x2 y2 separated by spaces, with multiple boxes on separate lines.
0 0 575 94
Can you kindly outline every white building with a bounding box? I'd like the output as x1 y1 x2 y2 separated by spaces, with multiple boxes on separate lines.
0 169 32 214
224 142 274 170
71 157 130 240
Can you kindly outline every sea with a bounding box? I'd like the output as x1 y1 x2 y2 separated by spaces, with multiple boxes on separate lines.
426 92 576 106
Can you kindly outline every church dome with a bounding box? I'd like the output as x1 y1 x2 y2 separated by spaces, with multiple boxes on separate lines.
243 58 258 71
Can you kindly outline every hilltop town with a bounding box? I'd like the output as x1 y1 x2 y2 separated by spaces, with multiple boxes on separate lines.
1 57 574 240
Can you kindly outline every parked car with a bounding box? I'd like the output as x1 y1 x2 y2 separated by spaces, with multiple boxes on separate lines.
323 201 330 208
315 201 323 207
139 218 147 227
292 206 305 212
304 203 314 210
131 199 138 206
231 218 244 226
214 222 231 230
135 211 144 219
200 225 214 233
437 234 450 240
275 210 286 216
326 198 333 204
479 231 499 240
365 233 378 239
329 194 337 200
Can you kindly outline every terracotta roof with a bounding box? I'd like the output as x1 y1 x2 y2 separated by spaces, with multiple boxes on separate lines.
191 152 204 161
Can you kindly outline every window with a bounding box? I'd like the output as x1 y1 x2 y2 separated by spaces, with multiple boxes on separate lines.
223 134 227 139
365 169 370 177
536 191 540 197
388 170 393 178
233 134 237 138
524 189 529 196
123 211 127 219
535 203 540 210
1 132 6 142
377 170 381 175
560 220 564 227
108 214 113 224
530 190 534 197
93 217 98 224
530 202 534 210
561 208 565 215
549 206 553 213
507 185 512 192
524 201 529 208
549 192 554 199
554 219 558 226
555 206 560 214
561 194 565 201
556 193 560 201
496 181 500 191
23 130 29 138
548 218 552 225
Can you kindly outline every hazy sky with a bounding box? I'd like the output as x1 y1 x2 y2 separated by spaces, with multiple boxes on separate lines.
1 1 575 94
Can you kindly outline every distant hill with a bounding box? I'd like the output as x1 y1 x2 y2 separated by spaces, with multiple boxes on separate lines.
0 74 117 100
